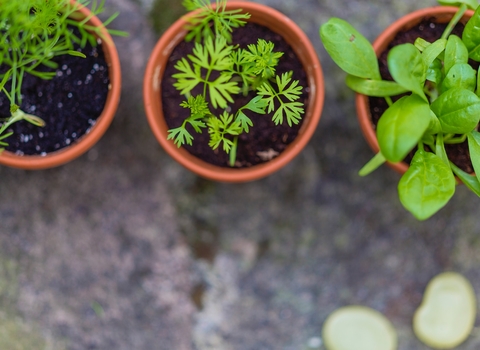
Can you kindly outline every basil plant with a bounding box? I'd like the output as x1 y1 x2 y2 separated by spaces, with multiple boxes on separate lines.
320 0 480 220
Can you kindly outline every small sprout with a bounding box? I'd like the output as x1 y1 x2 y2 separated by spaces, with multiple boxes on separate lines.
322 305 397 350
413 272 476 349
0 0 126 150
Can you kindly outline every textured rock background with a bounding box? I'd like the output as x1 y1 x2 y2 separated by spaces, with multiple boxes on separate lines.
1 0 480 349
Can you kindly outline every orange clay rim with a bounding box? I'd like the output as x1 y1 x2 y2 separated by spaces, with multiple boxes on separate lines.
355 6 474 174
143 1 324 183
0 0 122 170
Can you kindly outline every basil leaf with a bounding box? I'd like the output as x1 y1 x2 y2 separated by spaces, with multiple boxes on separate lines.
426 110 442 134
398 149 456 220
320 18 381 80
444 35 469 73
422 133 435 147
388 43 427 100
426 59 443 84
430 88 480 134
477 66 480 96
441 63 476 93
345 75 408 97
438 0 478 10
450 162 480 196
463 6 480 61
377 95 431 162
467 131 480 183
435 133 450 166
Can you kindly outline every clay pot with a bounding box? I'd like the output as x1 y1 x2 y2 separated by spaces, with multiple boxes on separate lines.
355 6 474 174
143 1 324 182
0 0 122 170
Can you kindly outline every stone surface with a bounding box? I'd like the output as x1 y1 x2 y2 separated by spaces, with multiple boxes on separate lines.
1 0 480 349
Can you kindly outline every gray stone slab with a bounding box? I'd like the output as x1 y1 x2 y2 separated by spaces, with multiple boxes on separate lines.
1 0 480 349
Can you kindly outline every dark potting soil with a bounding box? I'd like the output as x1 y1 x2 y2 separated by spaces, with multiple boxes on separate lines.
0 35 110 155
368 19 475 173
161 22 309 168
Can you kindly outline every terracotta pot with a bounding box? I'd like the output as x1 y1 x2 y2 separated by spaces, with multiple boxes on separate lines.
143 1 324 182
355 6 474 174
0 0 122 170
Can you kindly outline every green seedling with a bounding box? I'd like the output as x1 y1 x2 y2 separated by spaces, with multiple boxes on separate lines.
413 272 476 349
320 0 480 220
322 305 397 350
168 0 305 167
0 0 127 152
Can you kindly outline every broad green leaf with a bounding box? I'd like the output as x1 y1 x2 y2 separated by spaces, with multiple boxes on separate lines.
377 95 431 162
320 18 381 80
388 43 427 100
398 149 456 220
441 63 476 93
426 58 443 84
358 152 387 176
422 38 446 68
430 88 480 133
467 131 480 183
345 75 408 97
435 133 450 166
450 162 480 196
477 66 480 96
444 35 469 73
426 110 442 135
422 133 435 147
463 6 480 61
438 0 478 10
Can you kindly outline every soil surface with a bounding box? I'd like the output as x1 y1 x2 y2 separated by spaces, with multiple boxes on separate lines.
161 22 309 168
368 19 475 173
0 35 110 155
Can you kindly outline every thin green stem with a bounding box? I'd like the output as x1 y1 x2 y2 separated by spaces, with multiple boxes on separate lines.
444 133 468 144
441 4 467 40
385 96 393 107
229 135 238 166
418 141 425 151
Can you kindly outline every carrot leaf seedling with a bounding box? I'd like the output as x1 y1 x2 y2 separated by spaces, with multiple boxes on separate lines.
168 0 305 166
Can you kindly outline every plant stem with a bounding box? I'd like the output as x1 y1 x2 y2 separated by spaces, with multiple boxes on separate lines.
444 133 467 144
441 4 467 40
229 135 238 166
385 96 393 107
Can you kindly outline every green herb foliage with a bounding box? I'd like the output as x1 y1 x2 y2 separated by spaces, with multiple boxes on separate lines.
0 0 126 152
169 0 305 166
320 1 480 220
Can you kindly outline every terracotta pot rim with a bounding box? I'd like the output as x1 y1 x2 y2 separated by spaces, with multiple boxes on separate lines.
143 1 324 182
0 0 122 170
355 6 473 175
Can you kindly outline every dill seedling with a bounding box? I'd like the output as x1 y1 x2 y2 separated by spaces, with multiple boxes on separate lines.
168 0 305 166
0 0 127 152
